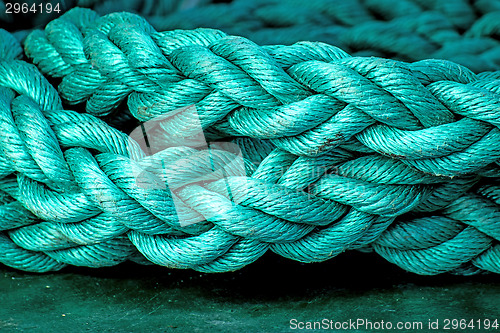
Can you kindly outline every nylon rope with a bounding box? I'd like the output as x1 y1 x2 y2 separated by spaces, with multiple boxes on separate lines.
0 3 499 275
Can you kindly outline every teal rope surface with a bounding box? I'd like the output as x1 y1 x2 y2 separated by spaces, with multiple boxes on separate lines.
0 6 500 275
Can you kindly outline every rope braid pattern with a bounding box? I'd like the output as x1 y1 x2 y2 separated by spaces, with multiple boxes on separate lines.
0 8 498 275
4 0 500 72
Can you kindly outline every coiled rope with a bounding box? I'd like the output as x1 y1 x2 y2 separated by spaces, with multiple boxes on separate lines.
0 6 500 275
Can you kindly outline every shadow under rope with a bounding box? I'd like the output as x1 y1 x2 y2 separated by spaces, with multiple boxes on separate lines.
52 250 500 299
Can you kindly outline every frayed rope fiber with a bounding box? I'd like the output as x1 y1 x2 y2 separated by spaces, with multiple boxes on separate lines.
0 6 500 275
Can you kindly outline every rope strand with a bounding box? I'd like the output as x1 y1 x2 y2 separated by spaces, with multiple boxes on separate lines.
0 6 499 274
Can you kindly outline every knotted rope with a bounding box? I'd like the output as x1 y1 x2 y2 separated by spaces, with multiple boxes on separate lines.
0 6 499 275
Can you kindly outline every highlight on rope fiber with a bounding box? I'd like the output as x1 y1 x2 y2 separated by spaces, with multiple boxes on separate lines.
0 4 499 275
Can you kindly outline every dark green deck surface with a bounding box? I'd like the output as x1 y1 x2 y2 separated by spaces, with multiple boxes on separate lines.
1 252 499 332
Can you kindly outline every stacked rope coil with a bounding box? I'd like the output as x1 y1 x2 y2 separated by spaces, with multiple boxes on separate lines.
0 4 499 275
4 0 500 70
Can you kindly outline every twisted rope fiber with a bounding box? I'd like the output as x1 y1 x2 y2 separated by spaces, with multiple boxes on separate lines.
23 9 500 164
0 10 500 274
25 0 500 72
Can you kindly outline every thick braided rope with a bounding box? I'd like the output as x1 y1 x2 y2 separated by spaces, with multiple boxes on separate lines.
23 9 500 169
0 65 497 274
84 0 500 71
6 0 500 71
0 11 500 274
23 0 500 76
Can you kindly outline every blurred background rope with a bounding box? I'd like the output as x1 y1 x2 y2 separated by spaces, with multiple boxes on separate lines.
0 2 499 275
4 0 500 70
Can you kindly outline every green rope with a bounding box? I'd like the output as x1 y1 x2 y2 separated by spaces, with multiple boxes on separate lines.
0 5 500 275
